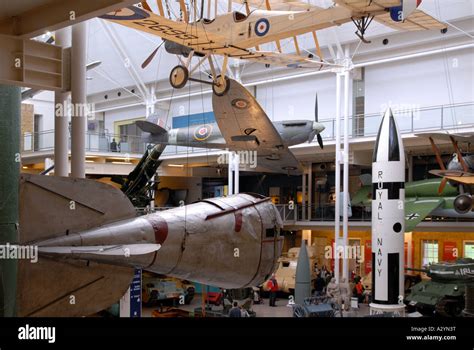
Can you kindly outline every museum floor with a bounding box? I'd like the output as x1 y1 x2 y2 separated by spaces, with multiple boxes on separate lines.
142 294 372 318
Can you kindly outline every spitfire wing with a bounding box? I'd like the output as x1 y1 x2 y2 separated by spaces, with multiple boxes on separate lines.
212 78 301 172
374 9 447 31
235 50 335 69
405 198 444 232
257 149 301 173
430 169 474 185
100 6 227 50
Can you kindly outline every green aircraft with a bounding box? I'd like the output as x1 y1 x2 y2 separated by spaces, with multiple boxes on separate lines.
351 178 474 232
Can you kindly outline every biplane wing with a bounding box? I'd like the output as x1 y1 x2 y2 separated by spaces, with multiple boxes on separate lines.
375 9 447 31
233 0 320 11
99 6 228 51
335 0 446 31
234 50 332 69
430 170 474 186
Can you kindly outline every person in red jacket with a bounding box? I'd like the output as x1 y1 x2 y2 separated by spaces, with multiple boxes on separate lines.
267 274 279 307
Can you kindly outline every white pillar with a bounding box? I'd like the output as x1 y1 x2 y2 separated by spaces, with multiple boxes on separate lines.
334 73 342 283
228 151 233 195
308 163 312 221
342 70 350 281
54 27 71 177
302 168 306 221
234 153 239 194
71 22 87 178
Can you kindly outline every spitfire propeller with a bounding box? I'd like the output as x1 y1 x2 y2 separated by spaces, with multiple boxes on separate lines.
308 93 324 149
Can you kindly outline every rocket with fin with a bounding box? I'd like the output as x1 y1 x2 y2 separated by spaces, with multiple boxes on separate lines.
371 108 405 305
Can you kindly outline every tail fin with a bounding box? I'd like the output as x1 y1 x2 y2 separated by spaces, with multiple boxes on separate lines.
136 120 168 135
17 174 136 316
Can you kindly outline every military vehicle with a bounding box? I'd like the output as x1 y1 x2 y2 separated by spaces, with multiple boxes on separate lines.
262 245 318 294
405 258 474 317
142 275 195 306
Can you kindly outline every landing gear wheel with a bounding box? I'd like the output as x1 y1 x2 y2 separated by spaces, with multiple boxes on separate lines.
169 65 189 89
212 75 230 96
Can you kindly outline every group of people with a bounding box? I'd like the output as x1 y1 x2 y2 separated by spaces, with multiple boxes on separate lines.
228 301 250 317
313 264 368 309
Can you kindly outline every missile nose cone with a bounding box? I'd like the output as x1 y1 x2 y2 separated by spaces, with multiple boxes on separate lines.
372 107 403 162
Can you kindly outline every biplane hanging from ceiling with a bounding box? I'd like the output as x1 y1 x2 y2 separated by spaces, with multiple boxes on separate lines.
100 0 446 95
416 132 474 214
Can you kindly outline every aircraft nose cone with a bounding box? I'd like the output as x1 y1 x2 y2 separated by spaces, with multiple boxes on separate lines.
313 121 325 133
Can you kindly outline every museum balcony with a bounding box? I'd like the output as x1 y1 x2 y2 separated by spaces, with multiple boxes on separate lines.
20 101 474 174
275 204 474 232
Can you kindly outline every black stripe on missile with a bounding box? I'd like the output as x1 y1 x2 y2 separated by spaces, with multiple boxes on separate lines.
373 253 400 305
371 252 375 303
372 119 383 162
372 182 404 200
388 116 400 161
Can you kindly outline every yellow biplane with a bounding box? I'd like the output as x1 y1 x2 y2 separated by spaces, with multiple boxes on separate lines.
100 0 446 95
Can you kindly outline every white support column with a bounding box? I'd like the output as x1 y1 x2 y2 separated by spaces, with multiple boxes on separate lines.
234 153 240 194
228 151 233 195
342 70 350 281
334 73 342 283
302 168 306 221
54 27 71 177
308 162 312 221
71 22 87 179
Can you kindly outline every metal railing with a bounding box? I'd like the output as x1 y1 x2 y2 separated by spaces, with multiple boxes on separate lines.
22 102 474 156
276 204 474 225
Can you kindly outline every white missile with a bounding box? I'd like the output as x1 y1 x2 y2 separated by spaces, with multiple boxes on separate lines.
371 108 405 306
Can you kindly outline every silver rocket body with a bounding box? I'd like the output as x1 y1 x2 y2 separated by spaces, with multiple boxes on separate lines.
294 240 311 305
37 193 284 289
371 108 405 305
16 173 284 316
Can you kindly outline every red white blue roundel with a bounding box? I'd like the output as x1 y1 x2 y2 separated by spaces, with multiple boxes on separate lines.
99 6 150 20
194 124 213 141
255 19 270 37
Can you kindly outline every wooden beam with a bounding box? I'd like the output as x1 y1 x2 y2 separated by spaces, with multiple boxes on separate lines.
0 0 138 38
293 36 300 55
312 31 323 60
156 0 165 16
178 0 189 22
429 137 446 170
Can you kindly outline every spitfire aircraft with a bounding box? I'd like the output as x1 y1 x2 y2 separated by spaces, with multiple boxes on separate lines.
415 132 474 214
352 177 474 232
100 0 446 95
136 78 325 173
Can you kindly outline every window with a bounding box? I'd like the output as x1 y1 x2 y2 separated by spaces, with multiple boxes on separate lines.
464 241 474 259
422 240 439 266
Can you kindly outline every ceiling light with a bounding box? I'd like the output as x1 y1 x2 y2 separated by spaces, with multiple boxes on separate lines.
168 164 184 168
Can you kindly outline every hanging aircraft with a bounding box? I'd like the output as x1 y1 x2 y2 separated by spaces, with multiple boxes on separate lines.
136 78 325 173
351 177 474 232
415 132 474 214
16 173 283 316
99 0 446 95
